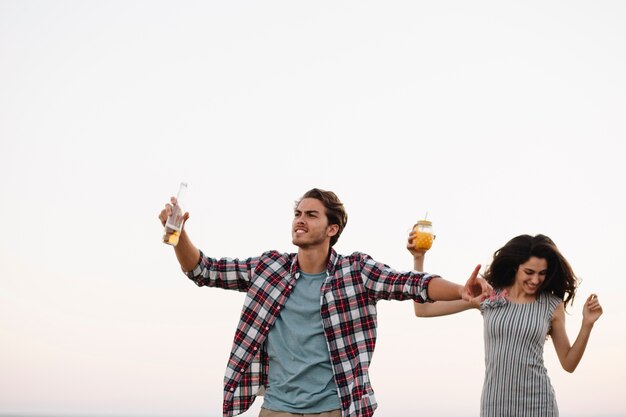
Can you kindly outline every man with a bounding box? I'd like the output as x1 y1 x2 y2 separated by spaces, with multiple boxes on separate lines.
159 188 490 417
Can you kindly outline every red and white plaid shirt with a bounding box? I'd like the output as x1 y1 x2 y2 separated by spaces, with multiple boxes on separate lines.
185 248 438 417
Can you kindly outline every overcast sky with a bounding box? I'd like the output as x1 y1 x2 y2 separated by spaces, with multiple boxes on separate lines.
1 1 625 416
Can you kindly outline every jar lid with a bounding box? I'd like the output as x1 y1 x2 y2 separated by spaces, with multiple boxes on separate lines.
416 220 432 226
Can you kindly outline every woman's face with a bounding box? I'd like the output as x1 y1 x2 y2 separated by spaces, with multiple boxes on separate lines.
513 256 548 296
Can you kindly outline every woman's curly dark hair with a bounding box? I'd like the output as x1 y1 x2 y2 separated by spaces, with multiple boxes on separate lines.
483 234 579 308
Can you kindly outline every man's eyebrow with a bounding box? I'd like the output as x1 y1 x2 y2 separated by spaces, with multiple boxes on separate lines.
294 209 320 214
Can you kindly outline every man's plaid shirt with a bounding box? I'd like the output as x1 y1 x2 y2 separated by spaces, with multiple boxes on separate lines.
185 248 439 417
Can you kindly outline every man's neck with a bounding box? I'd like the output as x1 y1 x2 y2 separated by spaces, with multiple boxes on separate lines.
297 245 330 274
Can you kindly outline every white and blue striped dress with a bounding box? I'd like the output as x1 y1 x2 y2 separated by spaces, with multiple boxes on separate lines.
480 291 562 417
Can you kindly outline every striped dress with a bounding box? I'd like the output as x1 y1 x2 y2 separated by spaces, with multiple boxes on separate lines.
480 291 562 417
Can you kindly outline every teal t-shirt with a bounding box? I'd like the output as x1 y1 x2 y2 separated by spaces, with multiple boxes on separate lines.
262 271 340 413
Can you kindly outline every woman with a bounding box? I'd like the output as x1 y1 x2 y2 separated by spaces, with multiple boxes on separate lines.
407 232 603 417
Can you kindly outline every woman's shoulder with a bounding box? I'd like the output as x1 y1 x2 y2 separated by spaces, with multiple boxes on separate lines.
540 291 563 309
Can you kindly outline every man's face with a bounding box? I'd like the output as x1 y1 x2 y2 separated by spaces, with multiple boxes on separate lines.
292 198 337 249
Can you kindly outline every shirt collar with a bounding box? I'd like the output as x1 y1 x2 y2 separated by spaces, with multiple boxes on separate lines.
290 248 339 276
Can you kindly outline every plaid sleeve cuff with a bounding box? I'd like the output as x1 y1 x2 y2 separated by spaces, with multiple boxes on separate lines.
183 250 206 284
417 273 441 303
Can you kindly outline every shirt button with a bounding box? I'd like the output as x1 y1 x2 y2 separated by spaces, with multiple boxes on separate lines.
253 346 258 351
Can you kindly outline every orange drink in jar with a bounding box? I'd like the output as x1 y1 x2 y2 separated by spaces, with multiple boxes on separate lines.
413 220 434 251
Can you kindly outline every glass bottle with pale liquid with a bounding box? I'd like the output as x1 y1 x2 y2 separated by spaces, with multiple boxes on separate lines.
162 182 188 246
412 219 434 251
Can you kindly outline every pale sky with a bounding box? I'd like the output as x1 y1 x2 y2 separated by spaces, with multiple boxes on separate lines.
1 1 625 417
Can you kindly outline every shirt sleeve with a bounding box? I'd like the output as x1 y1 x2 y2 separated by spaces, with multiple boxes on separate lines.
184 250 261 292
358 253 440 303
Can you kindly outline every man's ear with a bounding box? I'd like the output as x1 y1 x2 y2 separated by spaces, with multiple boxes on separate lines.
327 224 339 238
